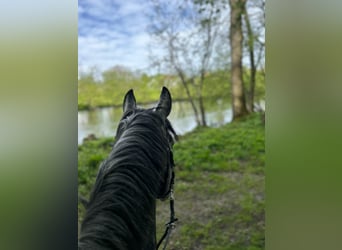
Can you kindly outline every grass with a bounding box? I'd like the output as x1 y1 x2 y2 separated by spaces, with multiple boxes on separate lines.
78 113 265 250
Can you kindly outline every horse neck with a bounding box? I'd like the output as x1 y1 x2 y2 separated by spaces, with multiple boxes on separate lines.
144 202 157 250
79 163 159 250
80 123 168 249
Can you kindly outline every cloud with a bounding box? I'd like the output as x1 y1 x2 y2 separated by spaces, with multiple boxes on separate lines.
78 0 265 76
78 0 153 73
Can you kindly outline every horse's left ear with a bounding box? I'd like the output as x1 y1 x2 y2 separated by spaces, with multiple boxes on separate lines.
156 87 172 117
123 89 136 112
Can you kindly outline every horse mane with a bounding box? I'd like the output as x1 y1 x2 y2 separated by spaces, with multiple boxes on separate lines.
79 109 176 250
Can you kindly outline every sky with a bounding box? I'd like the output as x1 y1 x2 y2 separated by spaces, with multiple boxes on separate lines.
78 0 265 77
78 0 153 75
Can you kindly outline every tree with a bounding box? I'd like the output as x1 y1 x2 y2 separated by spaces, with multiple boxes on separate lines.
194 0 265 116
229 0 249 120
242 0 265 112
148 0 225 126
78 67 101 109
243 4 255 112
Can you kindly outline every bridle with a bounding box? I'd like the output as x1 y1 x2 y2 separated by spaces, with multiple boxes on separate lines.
156 127 178 250
156 171 178 250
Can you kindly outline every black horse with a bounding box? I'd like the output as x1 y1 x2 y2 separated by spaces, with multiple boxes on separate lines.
79 87 177 250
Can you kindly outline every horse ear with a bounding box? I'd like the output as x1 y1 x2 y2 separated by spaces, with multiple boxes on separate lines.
156 87 172 117
123 89 136 112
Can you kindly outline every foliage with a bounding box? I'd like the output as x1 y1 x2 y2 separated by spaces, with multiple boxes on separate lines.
243 68 265 102
78 67 265 110
78 138 113 195
78 113 265 249
175 113 264 174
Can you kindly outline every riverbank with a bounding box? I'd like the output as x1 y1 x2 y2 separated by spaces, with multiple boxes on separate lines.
78 97 192 111
78 113 265 249
78 95 244 111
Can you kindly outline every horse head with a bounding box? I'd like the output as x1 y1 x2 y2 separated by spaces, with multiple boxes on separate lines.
116 87 176 200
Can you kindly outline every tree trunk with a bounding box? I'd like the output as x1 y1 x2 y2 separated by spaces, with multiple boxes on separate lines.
177 68 201 126
182 83 201 126
198 72 207 127
198 95 207 126
229 0 249 120
243 6 256 113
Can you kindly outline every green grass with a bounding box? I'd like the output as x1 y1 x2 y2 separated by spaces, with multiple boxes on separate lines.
78 113 265 249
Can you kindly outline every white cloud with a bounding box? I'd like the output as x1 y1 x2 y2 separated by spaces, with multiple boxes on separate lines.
78 0 153 73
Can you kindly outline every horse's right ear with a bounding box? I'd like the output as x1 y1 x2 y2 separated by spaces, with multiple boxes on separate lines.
156 87 172 117
123 89 136 112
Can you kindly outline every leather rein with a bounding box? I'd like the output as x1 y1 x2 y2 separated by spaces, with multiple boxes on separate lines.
156 171 178 250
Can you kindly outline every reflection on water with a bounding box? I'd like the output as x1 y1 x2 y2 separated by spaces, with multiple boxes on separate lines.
78 99 236 144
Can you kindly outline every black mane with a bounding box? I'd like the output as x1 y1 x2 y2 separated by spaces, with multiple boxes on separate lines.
79 91 176 250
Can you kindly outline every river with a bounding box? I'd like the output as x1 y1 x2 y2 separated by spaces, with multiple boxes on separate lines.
78 99 256 144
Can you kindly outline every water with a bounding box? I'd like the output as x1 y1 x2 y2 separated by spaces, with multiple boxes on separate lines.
78 99 234 144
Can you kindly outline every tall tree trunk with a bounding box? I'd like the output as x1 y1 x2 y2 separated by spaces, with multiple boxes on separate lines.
229 0 249 120
243 6 256 113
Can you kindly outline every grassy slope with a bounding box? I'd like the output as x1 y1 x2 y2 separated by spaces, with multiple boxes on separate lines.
78 113 265 250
